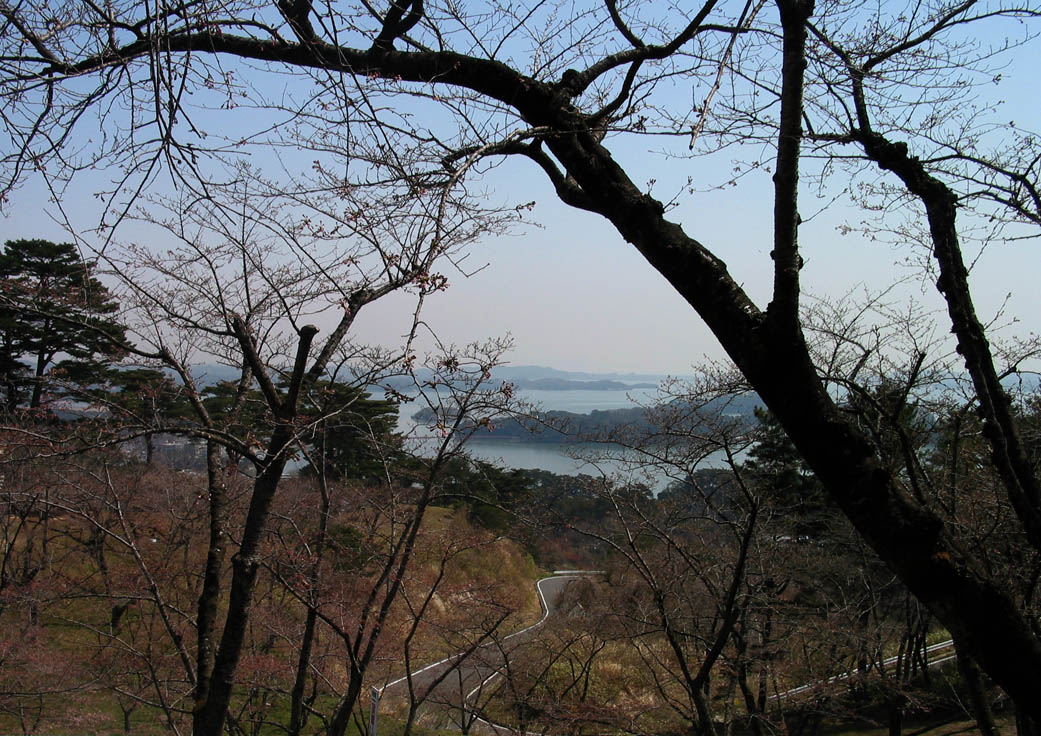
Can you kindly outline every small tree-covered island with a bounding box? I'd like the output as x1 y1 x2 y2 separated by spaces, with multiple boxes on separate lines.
2 1 1041 735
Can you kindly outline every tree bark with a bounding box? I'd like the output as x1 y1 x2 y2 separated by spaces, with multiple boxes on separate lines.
770 0 814 328
194 430 295 736
192 439 230 725
956 646 998 736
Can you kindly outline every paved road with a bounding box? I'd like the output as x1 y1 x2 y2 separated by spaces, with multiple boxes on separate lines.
379 574 591 729
774 639 957 700
380 573 950 733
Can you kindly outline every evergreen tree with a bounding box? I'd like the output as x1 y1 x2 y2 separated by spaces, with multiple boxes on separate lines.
744 408 832 535
300 382 400 484
195 378 401 480
0 239 126 412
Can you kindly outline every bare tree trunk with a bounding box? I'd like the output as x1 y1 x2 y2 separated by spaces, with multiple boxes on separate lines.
194 432 294 736
328 675 364 736
193 439 230 723
29 350 46 409
194 322 320 735
289 472 331 736
956 647 998 736
736 660 764 736
888 697 904 736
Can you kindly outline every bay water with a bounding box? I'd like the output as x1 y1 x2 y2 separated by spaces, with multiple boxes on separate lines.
402 386 678 484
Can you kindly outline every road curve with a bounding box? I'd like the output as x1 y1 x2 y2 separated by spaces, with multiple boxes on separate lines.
379 573 596 722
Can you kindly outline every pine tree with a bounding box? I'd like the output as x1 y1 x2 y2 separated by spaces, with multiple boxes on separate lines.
0 239 127 412
300 382 400 483
744 408 832 535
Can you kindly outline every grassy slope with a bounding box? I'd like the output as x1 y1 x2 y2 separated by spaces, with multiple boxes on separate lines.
0 468 542 736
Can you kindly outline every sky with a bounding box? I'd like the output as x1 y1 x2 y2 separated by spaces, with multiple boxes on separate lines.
2 6 1039 377
4 117 1038 378
344 146 1040 376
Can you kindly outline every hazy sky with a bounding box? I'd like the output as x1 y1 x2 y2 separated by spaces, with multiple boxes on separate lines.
344 135 1041 375
3 12 1038 377
5 122 1039 377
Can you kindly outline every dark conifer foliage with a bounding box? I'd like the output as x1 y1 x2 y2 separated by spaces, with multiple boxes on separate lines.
0 239 127 411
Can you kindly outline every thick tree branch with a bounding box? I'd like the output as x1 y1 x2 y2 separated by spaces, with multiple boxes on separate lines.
604 0 645 48
230 315 282 415
853 127 1041 549
372 0 424 51
282 324 320 418
769 0 813 328
276 0 317 43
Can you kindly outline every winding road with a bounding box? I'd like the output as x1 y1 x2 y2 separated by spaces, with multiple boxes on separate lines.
378 573 596 731
375 572 954 734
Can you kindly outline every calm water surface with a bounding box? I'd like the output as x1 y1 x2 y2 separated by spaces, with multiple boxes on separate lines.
403 387 678 483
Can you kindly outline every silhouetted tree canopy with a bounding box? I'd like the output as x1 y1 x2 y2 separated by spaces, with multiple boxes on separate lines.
0 238 127 412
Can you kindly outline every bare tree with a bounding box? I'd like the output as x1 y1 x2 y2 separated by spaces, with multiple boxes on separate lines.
3 0 1041 720
537 389 762 735
1 134 520 734
98 170 512 735
0 343 524 736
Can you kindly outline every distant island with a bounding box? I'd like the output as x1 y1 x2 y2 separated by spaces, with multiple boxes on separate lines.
188 363 667 394
491 365 678 384
412 393 764 444
509 377 658 391
378 364 673 394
